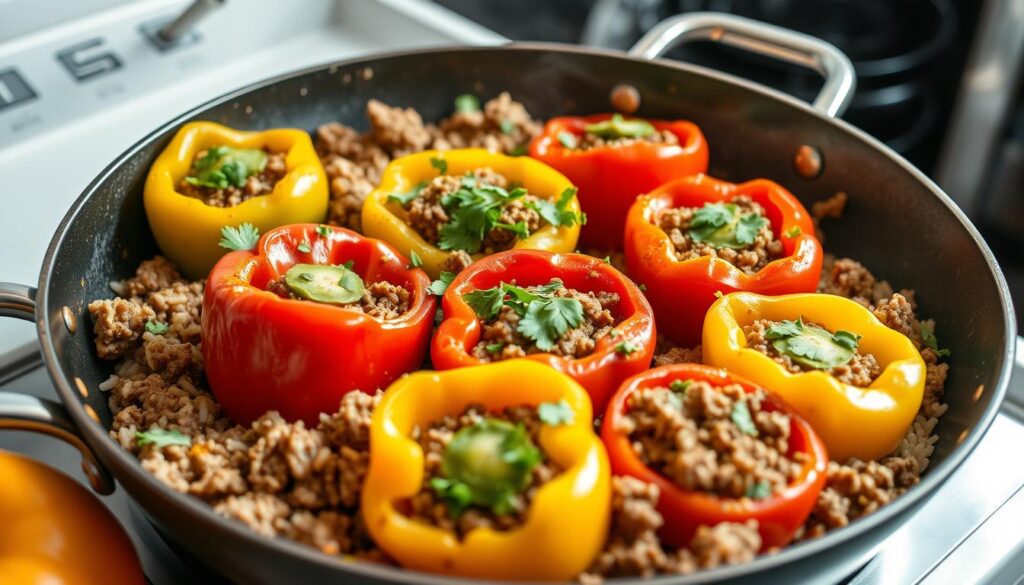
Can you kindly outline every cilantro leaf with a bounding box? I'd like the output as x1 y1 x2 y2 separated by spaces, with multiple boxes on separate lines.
219 223 260 251
584 114 655 139
388 181 427 206
315 225 331 237
429 272 456 296
832 330 862 351
736 213 768 245
528 188 583 228
689 202 735 240
437 182 529 253
920 322 951 358
408 250 423 268
731 399 758 436
784 226 802 238
615 340 641 356
538 400 575 426
745 481 772 500
518 297 584 351
557 131 578 149
136 429 190 449
669 379 691 393
431 156 448 175
454 94 481 113
463 286 505 320
768 318 859 370
766 318 803 340
297 239 311 253
689 202 769 250
494 220 530 240
145 320 169 335
485 342 505 355
185 146 266 189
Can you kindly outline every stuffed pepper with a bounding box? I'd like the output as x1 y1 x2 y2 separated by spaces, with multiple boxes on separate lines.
202 223 435 425
432 249 656 412
703 292 926 461
361 360 611 580
602 363 827 549
145 121 328 278
625 174 822 346
529 113 708 251
361 149 582 279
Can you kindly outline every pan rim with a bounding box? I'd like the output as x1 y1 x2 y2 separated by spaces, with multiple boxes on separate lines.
35 42 1017 584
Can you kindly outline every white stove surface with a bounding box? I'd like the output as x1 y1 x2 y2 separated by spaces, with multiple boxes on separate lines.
1 2 1023 584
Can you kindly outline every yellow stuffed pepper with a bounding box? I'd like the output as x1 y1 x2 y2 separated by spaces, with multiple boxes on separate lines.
361 360 611 581
703 292 925 461
144 121 328 278
362 149 581 278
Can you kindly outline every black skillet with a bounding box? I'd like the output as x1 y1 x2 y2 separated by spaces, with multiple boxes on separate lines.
0 12 1015 585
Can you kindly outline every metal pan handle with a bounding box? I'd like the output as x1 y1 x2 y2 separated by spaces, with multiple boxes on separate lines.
0 282 115 494
628 12 856 118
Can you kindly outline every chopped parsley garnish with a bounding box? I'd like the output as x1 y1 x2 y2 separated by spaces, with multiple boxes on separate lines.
731 399 758 436
538 400 575 426
527 187 583 228
408 250 423 268
584 114 655 139
485 342 505 355
765 317 862 370
557 131 578 149
638 283 647 292
689 202 769 249
315 225 331 238
669 379 691 393
429 272 456 296
219 223 260 251
920 322 951 358
297 238 312 253
135 429 190 449
430 156 448 175
145 320 169 335
454 94 481 113
431 418 541 517
603 256 611 264
614 340 641 356
745 481 772 500
388 180 427 206
462 279 584 351
184 146 267 190
500 119 515 135
784 226 802 238
437 178 531 254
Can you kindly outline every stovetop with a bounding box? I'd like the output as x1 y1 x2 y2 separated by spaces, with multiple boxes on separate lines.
1 1 1023 583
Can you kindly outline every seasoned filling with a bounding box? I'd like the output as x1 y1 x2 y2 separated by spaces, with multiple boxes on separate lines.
463 278 619 361
743 318 881 387
658 196 782 275
266 269 411 320
315 93 541 231
178 147 287 208
404 403 561 538
616 382 804 499
562 114 679 152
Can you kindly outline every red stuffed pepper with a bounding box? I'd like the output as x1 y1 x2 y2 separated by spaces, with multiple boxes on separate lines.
529 113 708 251
431 249 655 412
624 174 822 346
602 363 827 549
203 223 435 425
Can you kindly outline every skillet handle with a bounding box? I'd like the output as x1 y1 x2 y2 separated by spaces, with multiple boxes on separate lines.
0 282 116 495
628 12 856 118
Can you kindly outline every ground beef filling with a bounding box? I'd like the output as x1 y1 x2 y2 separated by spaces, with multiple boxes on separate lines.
576 128 679 151
265 276 411 320
617 382 803 499
743 318 882 387
657 195 783 275
472 285 620 361
177 150 287 208
401 167 543 254
404 404 561 538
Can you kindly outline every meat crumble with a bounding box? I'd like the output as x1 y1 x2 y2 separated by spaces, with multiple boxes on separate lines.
576 128 679 151
266 276 411 320
658 195 783 275
742 318 882 387
178 150 287 208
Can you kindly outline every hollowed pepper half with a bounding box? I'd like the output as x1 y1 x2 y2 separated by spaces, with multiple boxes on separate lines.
702 292 926 461
602 363 827 549
145 121 328 278
202 224 435 425
624 174 823 346
361 149 581 279
361 360 611 581
432 249 656 413
529 114 708 251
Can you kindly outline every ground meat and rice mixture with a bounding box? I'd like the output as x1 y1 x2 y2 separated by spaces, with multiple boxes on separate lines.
617 382 804 499
657 195 783 275
403 404 560 538
575 128 679 151
266 276 411 320
178 150 287 208
742 318 882 387
472 284 620 361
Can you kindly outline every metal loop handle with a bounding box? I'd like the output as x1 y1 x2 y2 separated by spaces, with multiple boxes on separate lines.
628 12 856 118
0 282 37 321
0 392 115 494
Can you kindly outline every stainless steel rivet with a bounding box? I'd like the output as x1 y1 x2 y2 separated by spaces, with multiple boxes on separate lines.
62 306 77 333
794 145 823 179
610 84 641 115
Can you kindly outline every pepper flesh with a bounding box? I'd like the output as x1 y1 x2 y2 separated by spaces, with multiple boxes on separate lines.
431 249 656 413
529 114 709 251
601 364 827 549
0 450 145 585
361 360 611 581
624 174 823 346
145 121 328 278
203 224 435 425
702 292 926 461
361 149 581 279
